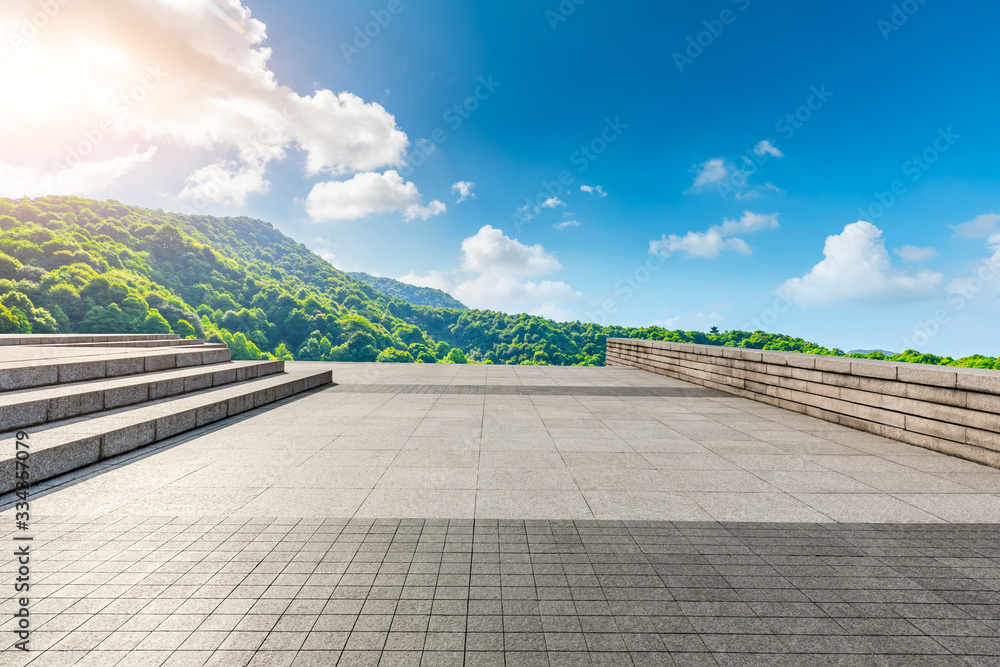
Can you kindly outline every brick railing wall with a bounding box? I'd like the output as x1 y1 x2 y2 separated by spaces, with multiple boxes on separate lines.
606 338 1000 469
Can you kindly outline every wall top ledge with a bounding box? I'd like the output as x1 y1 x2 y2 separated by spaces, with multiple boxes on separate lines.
606 338 1000 389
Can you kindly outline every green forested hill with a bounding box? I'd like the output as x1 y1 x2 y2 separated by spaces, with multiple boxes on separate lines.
349 272 468 310
0 196 996 369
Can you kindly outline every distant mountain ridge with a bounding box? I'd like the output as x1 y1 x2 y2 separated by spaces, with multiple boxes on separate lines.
349 272 467 310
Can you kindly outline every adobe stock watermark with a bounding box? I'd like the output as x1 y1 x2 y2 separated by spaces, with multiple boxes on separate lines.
775 85 834 141
340 0 412 63
179 115 285 214
51 64 168 172
714 85 834 201
902 252 1000 351
7 0 72 53
672 0 752 74
878 0 931 41
857 126 959 222
585 252 665 326
545 0 588 31
511 117 628 232
397 75 502 178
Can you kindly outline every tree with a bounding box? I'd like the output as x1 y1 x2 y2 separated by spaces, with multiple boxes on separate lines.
228 332 266 360
150 226 184 254
173 319 197 339
15 264 46 282
121 294 148 321
30 308 59 333
283 308 311 350
445 348 468 364
248 330 269 351
0 291 33 313
79 304 131 333
377 348 415 363
47 304 70 332
329 330 378 362
0 252 21 279
141 309 172 334
0 304 22 333
81 276 127 307
393 322 425 346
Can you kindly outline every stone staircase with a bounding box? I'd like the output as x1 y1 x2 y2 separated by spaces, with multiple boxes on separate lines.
0 333 191 346
0 334 332 493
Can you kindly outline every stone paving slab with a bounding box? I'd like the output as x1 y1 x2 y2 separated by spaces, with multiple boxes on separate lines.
2 362 999 664
9 362 997 523
0 518 998 665
333 384 728 397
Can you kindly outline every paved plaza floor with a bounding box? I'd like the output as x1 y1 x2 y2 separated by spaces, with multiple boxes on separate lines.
2 362 999 665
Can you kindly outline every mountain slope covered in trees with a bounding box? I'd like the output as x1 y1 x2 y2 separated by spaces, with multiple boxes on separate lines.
0 196 996 369
349 272 468 310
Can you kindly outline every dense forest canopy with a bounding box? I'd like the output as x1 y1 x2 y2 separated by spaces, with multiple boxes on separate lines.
349 272 468 310
0 196 996 369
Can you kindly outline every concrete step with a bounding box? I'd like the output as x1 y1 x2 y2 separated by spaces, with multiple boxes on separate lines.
0 368 333 493
0 360 284 432
36 338 207 349
0 345 232 392
0 334 180 346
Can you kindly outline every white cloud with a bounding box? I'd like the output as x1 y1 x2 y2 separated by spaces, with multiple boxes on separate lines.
735 182 785 200
894 245 938 262
460 225 562 275
451 181 475 203
753 140 784 158
651 233 751 259
712 211 780 236
403 225 581 315
291 89 408 177
453 275 579 311
314 249 336 264
178 157 269 207
516 196 568 223
690 158 730 191
529 303 577 322
305 170 445 222
779 221 943 308
399 270 453 293
307 237 338 265
0 147 157 197
403 200 447 222
0 0 411 207
649 211 778 259
580 185 607 197
951 213 1000 240
946 234 1000 301
554 220 580 230
690 141 784 197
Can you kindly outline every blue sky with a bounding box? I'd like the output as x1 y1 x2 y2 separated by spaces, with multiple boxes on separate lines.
2 0 999 356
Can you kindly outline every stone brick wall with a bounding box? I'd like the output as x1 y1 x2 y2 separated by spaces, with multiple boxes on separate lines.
607 338 1000 469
